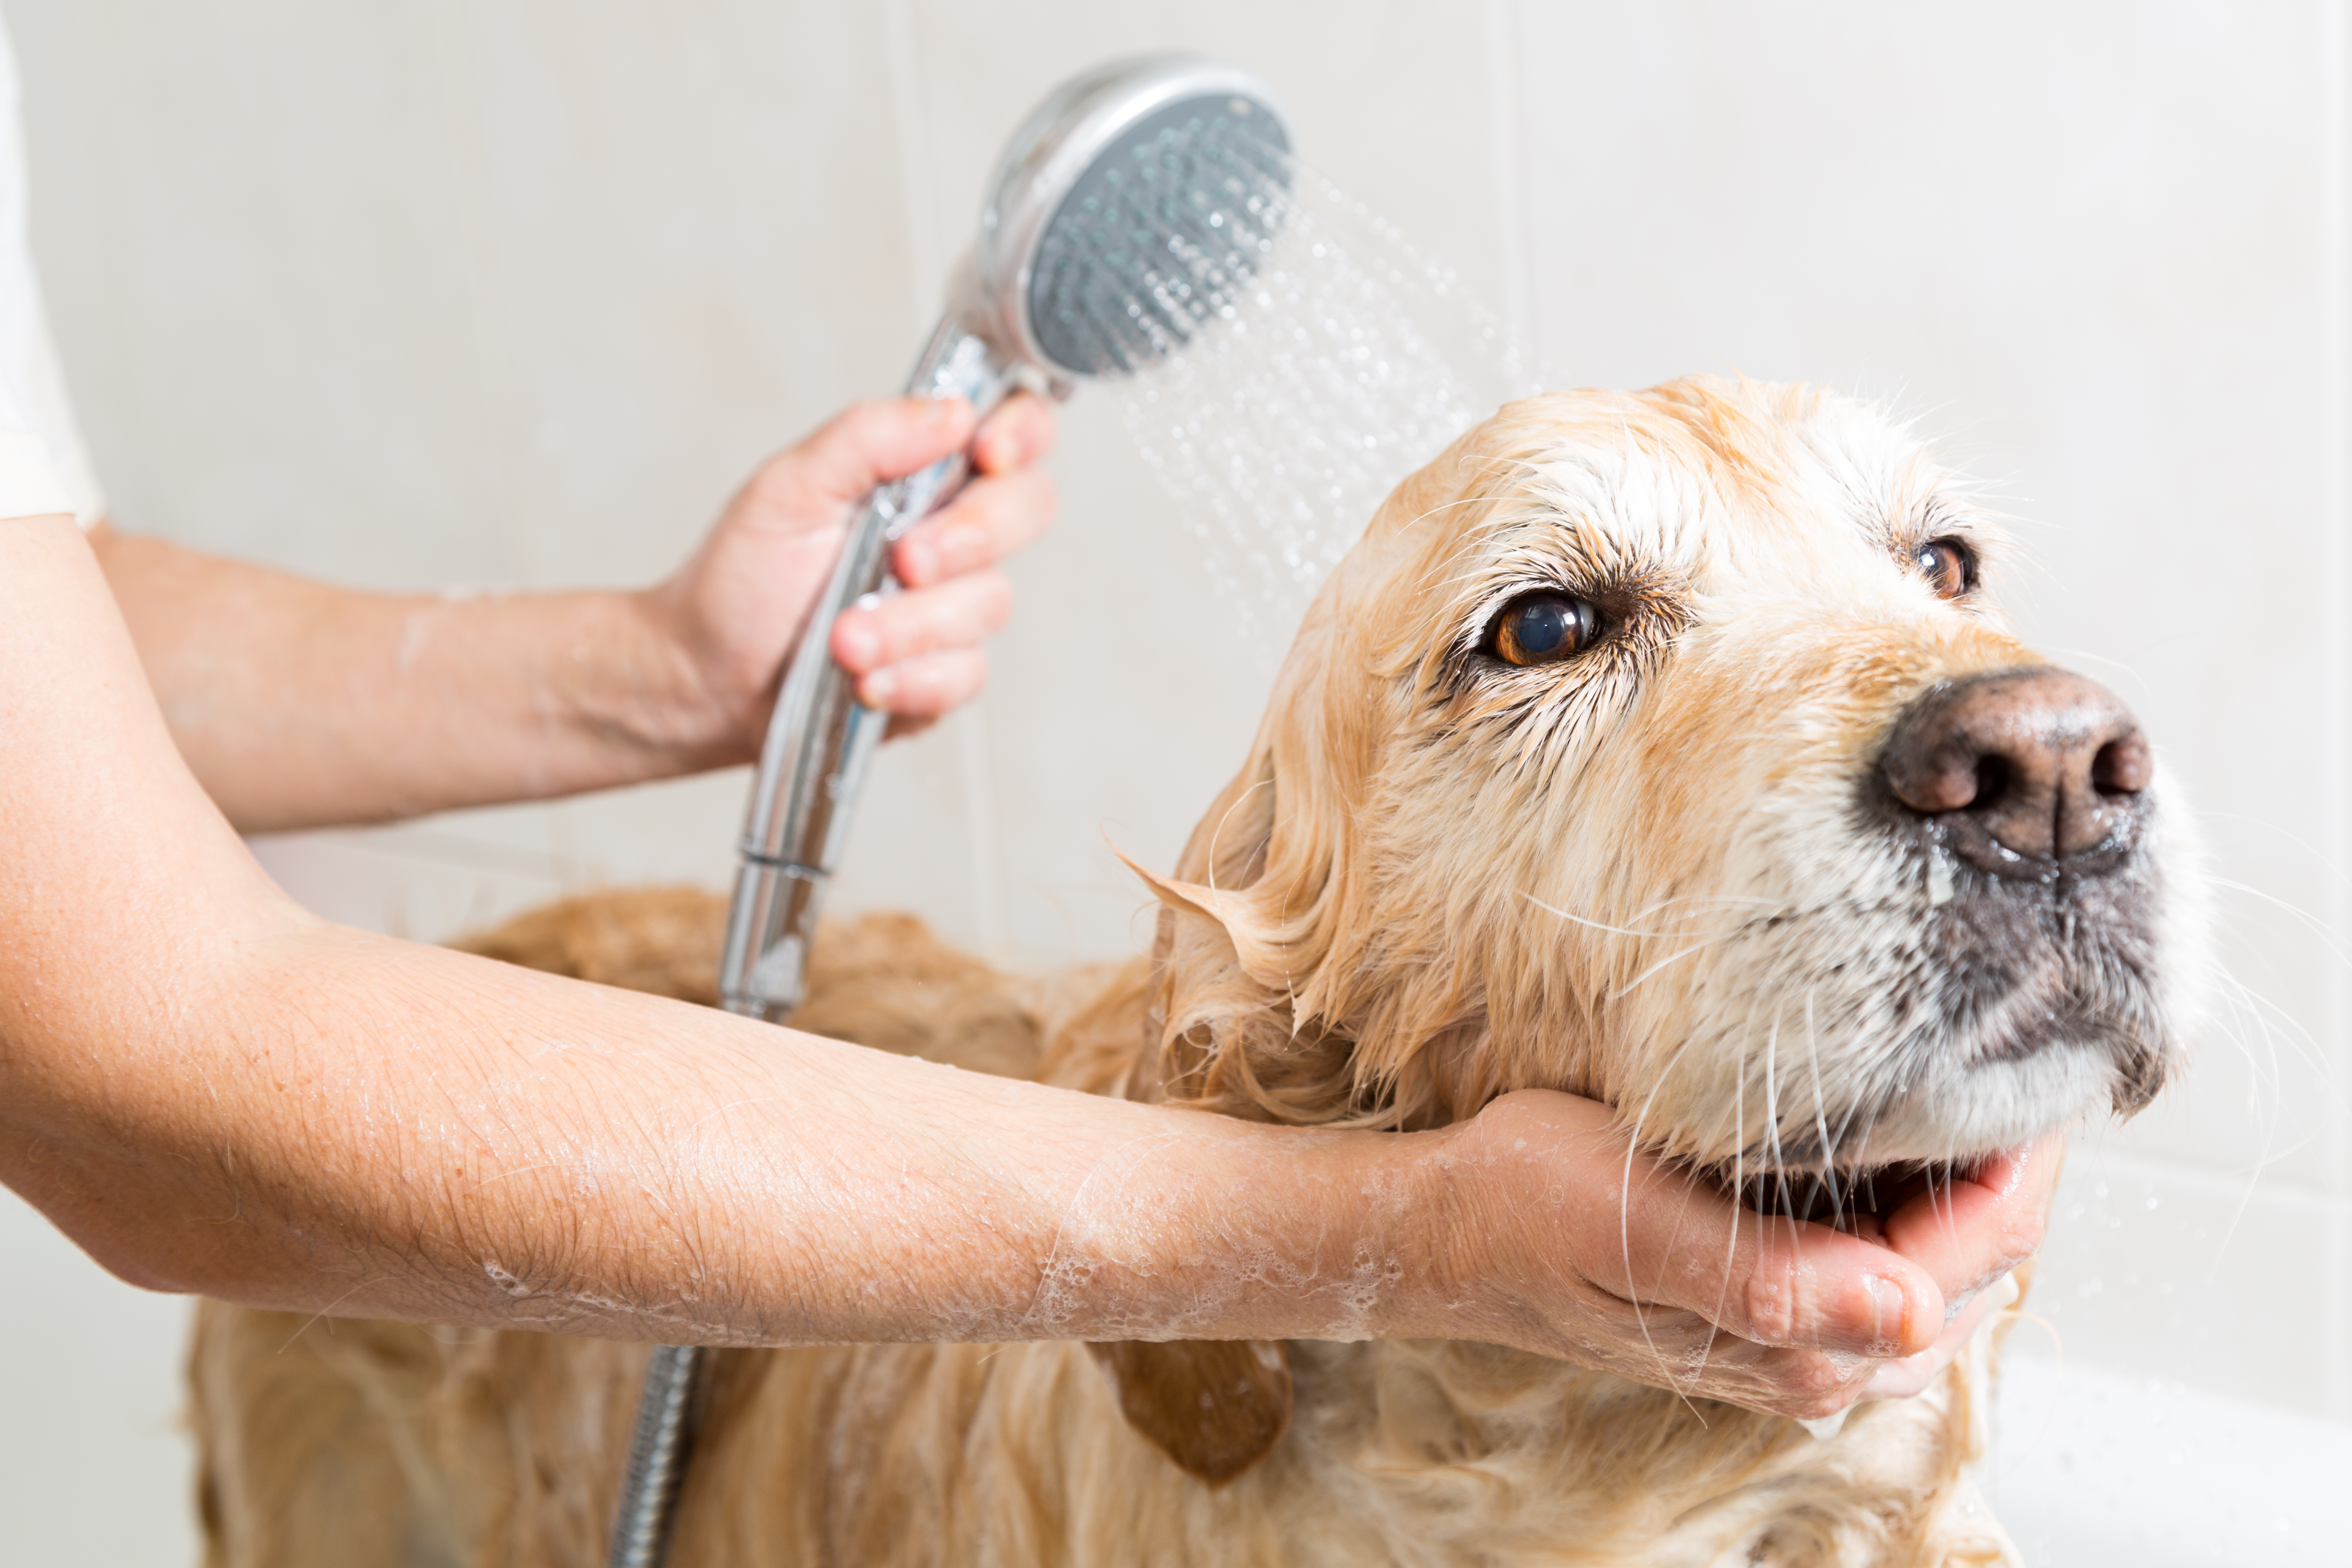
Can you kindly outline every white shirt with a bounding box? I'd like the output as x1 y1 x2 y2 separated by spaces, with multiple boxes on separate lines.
0 18 103 525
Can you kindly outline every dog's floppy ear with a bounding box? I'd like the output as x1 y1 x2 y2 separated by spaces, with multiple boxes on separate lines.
1114 530 1465 1128
1086 1340 1293 1486
1120 744 1367 1125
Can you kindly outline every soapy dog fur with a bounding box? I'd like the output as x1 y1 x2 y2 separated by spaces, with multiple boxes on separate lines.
190 378 2206 1566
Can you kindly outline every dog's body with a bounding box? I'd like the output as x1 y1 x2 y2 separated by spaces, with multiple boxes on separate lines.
193 898 2010 1568
193 380 2205 1566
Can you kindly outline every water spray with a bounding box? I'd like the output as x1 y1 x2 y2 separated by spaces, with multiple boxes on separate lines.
604 55 1290 1568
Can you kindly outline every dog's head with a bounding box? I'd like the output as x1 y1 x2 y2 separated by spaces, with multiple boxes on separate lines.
1138 374 2206 1186
1102 376 2209 1486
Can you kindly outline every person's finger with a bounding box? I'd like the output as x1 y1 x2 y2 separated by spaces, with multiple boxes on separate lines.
893 467 1057 589
970 391 1056 475
1558 1273 1880 1419
1610 1175 1941 1359
750 397 980 518
855 647 986 717
1878 1131 2059 1300
830 572 1013 676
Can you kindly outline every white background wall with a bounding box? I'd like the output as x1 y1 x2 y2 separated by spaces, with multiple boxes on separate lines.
1 3 2346 1563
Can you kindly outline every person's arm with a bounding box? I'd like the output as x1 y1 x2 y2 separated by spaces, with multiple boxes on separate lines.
88 395 1053 833
0 515 2044 1417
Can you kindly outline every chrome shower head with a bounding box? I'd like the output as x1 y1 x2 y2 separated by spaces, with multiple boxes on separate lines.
959 55 1291 378
718 53 1293 1026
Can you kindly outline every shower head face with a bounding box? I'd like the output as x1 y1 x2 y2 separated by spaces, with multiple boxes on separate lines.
973 56 1291 380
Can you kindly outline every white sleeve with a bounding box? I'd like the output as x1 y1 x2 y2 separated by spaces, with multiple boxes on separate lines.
0 18 99 525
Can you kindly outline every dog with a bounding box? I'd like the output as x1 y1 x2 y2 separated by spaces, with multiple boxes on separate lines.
190 376 2207 1566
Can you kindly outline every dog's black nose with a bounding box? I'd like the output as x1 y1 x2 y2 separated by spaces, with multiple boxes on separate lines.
1881 668 2149 869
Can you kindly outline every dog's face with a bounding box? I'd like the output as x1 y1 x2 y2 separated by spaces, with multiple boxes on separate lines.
1144 375 2206 1192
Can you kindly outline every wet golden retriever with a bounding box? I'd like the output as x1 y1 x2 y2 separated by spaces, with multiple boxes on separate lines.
191 377 2206 1566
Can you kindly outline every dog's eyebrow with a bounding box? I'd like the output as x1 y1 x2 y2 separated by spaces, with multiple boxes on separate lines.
1849 446 1988 548
1463 482 1699 601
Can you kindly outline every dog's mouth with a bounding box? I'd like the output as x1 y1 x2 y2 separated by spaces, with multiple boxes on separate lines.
1723 1158 1996 1237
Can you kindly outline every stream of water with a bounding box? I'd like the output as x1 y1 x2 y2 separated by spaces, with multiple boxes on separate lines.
1104 153 1537 640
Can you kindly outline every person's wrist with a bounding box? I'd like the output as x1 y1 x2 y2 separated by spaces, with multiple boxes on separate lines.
1391 1095 1614 1351
1338 1122 1483 1344
1127 1117 1448 1345
607 582 767 770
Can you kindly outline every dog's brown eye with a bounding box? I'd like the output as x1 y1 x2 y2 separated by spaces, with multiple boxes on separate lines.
1914 538 1974 600
1489 592 1602 667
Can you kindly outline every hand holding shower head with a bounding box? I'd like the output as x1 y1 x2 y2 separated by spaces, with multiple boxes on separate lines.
716 55 1289 1025
610 57 1290 1568
717 53 1289 1024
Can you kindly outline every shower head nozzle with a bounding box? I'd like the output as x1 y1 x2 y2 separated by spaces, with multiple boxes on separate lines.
965 55 1291 381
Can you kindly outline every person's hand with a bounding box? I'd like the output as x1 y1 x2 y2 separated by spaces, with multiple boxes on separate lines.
1408 1091 2058 1419
644 392 1056 754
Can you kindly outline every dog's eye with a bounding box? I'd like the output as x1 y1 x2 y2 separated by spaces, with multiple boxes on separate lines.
1914 538 1974 600
1488 592 1603 667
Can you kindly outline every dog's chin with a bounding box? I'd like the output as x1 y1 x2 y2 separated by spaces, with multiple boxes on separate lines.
1710 1029 2159 1232
1861 1034 2123 1161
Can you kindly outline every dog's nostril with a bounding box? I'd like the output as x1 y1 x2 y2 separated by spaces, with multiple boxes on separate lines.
1970 755 2010 813
2091 733 2151 798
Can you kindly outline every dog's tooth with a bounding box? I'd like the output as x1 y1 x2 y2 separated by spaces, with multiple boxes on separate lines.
1926 853 1955 908
1796 1408 1854 1442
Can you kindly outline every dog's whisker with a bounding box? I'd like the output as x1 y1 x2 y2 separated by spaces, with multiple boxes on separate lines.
1799 991 1844 1224
1618 1053 1712 1419
1697 1017 1759 1389
2205 968 2311 1164
1608 935 1741 1002
1820 1076 1875 1232
2209 876 2352 973
2184 967 2326 1257
1517 889 1746 944
1760 1007 1806 1257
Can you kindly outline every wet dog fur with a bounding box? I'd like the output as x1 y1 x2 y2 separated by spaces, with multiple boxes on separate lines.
190 377 2206 1567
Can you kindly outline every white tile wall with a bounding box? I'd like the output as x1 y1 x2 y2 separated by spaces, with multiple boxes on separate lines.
1 1 2345 1561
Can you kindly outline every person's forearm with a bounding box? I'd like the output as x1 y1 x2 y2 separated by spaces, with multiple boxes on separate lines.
90 528 741 831
41 524 1435 1347
88 396 1053 833
5 903 1441 1346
